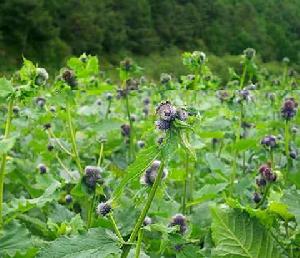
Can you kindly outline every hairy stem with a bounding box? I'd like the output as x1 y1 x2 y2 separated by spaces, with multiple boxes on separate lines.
66 102 83 174
109 213 124 243
256 184 271 209
135 229 144 258
125 94 135 162
0 99 14 227
284 120 290 181
97 142 104 167
122 161 165 257
182 152 189 214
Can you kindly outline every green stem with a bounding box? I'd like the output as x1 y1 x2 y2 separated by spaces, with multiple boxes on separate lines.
55 153 74 180
87 193 96 228
125 94 135 162
66 102 83 174
0 99 14 227
270 149 274 169
47 129 73 156
182 152 189 214
97 142 104 167
240 64 247 89
109 213 124 243
122 160 164 258
285 120 290 181
105 100 112 119
256 184 271 209
135 229 144 258
230 103 242 196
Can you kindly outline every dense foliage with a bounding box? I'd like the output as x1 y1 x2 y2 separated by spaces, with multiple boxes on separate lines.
0 0 300 70
0 50 299 257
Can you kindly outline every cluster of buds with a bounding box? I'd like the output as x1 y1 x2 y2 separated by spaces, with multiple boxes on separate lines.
236 89 252 103
160 73 172 84
83 166 102 190
155 101 188 131
243 48 256 60
120 58 133 72
35 68 49 86
261 135 276 149
96 202 112 217
169 214 187 234
281 98 298 120
61 69 77 88
117 79 139 98
37 163 47 174
121 124 131 138
140 160 168 186
36 97 46 108
253 164 277 204
192 51 206 65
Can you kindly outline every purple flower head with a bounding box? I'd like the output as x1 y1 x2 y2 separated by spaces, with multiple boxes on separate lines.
156 101 177 121
170 214 187 234
84 166 101 189
96 202 112 217
281 98 298 120
261 135 276 148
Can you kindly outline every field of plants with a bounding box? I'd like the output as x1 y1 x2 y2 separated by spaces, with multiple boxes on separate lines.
0 49 299 257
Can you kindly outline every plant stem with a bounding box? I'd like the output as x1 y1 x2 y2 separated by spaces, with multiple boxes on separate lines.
256 184 271 209
284 120 290 181
47 129 73 156
125 94 135 162
0 99 14 227
55 153 74 180
97 142 104 167
182 152 189 214
109 213 124 243
87 193 96 228
66 102 83 174
135 229 144 258
230 103 242 196
239 64 247 89
105 100 112 119
122 161 164 258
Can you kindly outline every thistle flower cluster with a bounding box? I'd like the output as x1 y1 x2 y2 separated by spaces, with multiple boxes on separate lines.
160 73 172 84
253 164 277 204
117 79 139 98
155 101 188 131
96 202 112 217
37 164 47 174
281 98 298 120
120 58 133 72
140 160 168 186
121 124 131 137
36 97 46 108
169 214 187 234
35 68 49 86
243 48 256 60
261 135 276 149
236 89 252 103
83 166 102 190
216 90 230 102
62 69 77 88
192 51 206 64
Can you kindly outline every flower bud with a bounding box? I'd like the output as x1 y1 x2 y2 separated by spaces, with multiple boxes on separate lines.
37 164 47 174
65 194 73 204
253 192 261 203
170 214 187 234
96 202 112 216
35 68 49 85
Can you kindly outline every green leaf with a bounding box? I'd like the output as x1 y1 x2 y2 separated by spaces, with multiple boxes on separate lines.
19 58 36 82
0 221 33 257
38 228 121 258
179 130 196 161
0 137 16 155
282 188 300 226
0 78 14 98
198 131 225 139
211 207 281 258
112 145 160 201
233 138 257 152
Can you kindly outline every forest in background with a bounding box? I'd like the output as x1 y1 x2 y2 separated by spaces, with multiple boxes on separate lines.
0 0 299 78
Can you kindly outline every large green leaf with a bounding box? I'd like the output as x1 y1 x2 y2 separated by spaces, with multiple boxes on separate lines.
0 221 33 257
282 188 300 226
0 78 14 98
211 207 281 258
38 228 121 258
112 145 160 201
